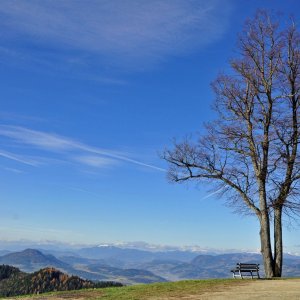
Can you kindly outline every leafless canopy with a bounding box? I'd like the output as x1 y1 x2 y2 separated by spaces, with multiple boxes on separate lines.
163 11 300 218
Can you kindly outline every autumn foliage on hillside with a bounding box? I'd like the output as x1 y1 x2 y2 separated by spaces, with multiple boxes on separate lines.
0 265 122 297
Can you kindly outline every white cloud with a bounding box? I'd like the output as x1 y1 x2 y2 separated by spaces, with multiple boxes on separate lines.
0 125 165 172
0 149 39 166
0 0 233 68
0 125 75 151
74 155 118 168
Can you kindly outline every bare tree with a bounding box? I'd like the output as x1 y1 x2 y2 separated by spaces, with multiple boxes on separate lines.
163 11 300 278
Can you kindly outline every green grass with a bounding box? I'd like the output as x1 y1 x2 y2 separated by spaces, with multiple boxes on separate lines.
6 279 249 300
98 279 247 300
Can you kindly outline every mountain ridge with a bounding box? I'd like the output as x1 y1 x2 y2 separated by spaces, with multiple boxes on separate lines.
0 249 167 284
1 247 300 283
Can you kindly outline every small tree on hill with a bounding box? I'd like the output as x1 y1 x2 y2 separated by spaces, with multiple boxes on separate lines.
163 11 300 278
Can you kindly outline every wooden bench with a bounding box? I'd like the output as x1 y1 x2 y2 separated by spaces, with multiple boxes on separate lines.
231 263 260 279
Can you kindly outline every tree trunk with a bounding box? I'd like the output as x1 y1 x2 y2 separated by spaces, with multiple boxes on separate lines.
273 207 283 277
259 212 274 278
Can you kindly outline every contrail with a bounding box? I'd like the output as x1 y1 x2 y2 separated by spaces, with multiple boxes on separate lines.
199 187 223 201
81 145 167 172
0 125 166 172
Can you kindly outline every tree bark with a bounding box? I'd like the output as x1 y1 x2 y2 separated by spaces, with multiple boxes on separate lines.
273 207 283 277
259 212 274 278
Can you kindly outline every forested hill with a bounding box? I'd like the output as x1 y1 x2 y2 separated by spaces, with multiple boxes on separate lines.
0 265 122 297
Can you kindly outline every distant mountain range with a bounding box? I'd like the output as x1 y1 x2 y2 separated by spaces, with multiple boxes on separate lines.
0 249 167 284
0 246 300 284
77 245 197 265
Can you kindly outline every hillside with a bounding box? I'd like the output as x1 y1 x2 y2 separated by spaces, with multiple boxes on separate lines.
0 249 68 272
132 253 262 280
0 265 122 297
134 252 300 280
0 249 167 284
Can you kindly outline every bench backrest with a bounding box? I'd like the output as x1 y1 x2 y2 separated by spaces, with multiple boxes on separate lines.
237 263 259 270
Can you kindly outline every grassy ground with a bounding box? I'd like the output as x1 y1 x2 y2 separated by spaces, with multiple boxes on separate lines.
98 279 247 300
4 279 248 300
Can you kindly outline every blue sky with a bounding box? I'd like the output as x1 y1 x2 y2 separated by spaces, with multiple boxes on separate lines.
1 0 300 254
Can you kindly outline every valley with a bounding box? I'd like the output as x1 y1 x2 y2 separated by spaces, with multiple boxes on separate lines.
1 246 300 285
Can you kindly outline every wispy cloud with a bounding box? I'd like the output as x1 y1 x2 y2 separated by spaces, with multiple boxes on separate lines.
0 125 79 151
0 0 232 69
199 187 224 201
0 125 165 172
0 149 39 166
73 155 118 168
2 167 25 174
0 112 47 124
